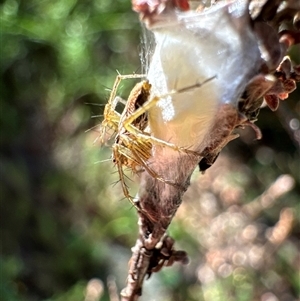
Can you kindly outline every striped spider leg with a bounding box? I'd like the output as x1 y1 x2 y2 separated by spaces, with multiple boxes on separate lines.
100 73 146 144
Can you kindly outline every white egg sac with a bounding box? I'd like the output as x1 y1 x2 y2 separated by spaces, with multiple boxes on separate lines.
146 2 261 151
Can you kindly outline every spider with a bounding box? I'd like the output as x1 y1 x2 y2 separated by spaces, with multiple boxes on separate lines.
100 73 211 205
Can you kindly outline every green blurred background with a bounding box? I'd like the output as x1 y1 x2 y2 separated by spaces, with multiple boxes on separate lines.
1 1 299 301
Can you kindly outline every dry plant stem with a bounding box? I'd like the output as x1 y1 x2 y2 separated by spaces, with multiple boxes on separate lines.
121 210 189 301
121 235 151 301
120 150 199 300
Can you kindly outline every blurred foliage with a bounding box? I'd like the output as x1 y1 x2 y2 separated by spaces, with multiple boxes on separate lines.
0 1 299 301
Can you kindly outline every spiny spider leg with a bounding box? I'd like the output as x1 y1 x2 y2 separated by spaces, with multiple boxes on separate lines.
112 144 136 205
117 133 178 187
100 73 146 143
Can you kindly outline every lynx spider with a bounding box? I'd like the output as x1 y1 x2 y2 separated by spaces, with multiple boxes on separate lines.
100 73 210 205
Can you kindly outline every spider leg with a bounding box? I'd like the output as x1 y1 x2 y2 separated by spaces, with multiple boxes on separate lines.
112 144 139 209
126 124 200 157
121 82 219 156
107 73 146 109
99 115 121 144
122 76 216 128
100 73 146 144
117 133 183 189
129 144 181 187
